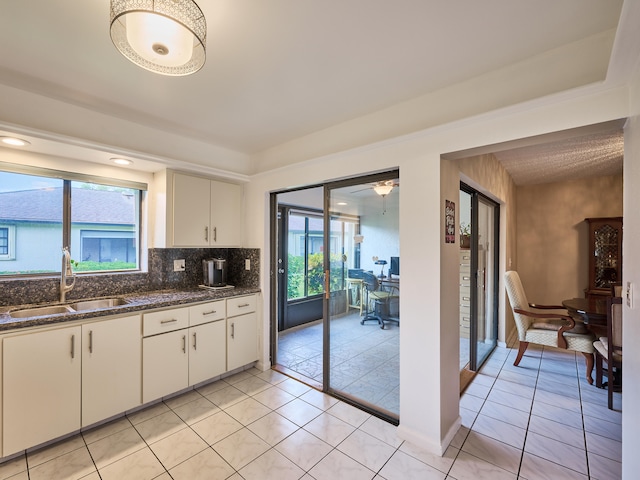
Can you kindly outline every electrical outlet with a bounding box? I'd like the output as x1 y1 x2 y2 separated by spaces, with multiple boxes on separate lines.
173 259 185 272
245 259 251 270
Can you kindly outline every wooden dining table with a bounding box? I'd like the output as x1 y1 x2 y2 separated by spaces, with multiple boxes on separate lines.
562 297 608 336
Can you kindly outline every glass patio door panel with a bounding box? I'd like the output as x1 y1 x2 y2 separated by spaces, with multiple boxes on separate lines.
325 173 400 421
475 197 498 367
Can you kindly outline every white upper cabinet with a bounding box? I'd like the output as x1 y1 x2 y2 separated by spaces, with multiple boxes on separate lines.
170 172 243 247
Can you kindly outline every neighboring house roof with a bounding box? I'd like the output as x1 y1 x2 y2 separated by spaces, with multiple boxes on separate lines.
0 187 135 225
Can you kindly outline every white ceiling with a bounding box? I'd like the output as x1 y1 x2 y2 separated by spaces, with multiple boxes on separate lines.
0 0 629 179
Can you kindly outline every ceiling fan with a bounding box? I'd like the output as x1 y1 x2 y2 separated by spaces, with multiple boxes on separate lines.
351 179 399 214
351 179 399 196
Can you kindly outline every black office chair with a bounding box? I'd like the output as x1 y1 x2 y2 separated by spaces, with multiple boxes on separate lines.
361 272 398 329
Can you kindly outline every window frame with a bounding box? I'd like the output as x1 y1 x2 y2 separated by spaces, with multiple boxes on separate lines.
0 162 147 277
0 225 16 260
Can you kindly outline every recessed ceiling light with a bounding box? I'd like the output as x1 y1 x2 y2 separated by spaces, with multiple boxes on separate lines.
112 158 133 166
1 136 30 147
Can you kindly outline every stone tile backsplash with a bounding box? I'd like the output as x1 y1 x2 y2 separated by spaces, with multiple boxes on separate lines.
0 248 260 306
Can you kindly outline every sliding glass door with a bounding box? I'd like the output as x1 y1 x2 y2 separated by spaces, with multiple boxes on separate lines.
460 184 499 371
272 171 399 422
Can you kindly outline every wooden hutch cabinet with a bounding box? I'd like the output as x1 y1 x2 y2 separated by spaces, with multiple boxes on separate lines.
585 217 623 299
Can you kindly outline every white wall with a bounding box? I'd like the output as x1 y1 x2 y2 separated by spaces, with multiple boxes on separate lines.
622 66 640 479
245 85 631 455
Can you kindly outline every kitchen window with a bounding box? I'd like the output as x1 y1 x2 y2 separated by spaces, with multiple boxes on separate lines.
0 166 145 276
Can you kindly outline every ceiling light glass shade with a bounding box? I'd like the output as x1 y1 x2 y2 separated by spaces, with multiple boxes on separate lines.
0 137 30 147
373 184 393 196
110 0 207 76
112 157 133 165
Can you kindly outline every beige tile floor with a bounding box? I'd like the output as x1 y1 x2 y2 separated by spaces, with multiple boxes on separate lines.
0 342 621 480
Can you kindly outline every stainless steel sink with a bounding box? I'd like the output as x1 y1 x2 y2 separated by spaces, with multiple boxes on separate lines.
69 298 128 311
8 297 129 318
9 305 75 318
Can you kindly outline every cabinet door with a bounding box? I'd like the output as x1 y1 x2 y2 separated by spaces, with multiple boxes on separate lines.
82 315 142 427
143 330 189 403
227 312 258 371
3 326 81 455
210 180 242 246
172 173 210 247
189 321 226 385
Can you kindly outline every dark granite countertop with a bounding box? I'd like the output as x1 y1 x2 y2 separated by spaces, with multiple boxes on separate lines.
0 287 261 332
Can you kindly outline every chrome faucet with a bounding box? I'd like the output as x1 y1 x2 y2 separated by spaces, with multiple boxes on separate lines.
60 246 76 302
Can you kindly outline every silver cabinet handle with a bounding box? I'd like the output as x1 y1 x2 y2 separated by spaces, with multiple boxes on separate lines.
202 310 217 316
231 322 235 339
89 330 93 354
193 332 197 350
161 319 178 324
462 296 470 301
213 227 217 242
238 303 250 308
182 335 186 353
205 226 209 242
462 276 471 281
71 334 75 359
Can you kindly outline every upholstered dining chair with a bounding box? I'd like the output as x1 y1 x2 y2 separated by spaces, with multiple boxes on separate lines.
504 271 596 384
594 296 623 409
361 272 398 329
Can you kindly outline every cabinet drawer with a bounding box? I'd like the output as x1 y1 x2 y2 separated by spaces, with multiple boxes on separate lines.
227 295 256 318
460 273 472 287
189 300 226 326
143 307 189 336
460 304 470 316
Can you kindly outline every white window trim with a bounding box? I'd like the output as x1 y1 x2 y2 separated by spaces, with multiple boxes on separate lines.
0 225 16 261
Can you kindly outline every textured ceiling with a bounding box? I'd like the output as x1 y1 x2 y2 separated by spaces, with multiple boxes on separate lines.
494 130 624 186
444 120 626 186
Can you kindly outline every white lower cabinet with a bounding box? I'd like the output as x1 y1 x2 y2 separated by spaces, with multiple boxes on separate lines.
189 320 226 385
82 315 141 427
227 295 258 371
143 329 189 403
3 325 82 456
227 312 258 371
142 301 229 402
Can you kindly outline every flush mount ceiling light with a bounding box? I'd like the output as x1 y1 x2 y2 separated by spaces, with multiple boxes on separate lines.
110 0 207 76
112 157 133 165
0 136 30 147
